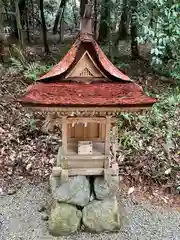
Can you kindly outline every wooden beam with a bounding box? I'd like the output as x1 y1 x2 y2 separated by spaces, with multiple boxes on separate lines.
67 158 104 169
41 117 116 126
67 117 107 123
27 106 151 115
52 167 118 177
65 154 110 160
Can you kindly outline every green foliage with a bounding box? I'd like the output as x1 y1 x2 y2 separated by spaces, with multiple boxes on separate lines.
115 62 130 69
29 118 37 132
24 62 51 81
10 57 24 73
119 132 139 150
137 0 180 80
9 46 51 81
117 86 180 188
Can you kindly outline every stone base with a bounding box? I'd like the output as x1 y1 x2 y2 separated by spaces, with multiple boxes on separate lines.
48 174 121 236
82 197 121 232
48 202 82 236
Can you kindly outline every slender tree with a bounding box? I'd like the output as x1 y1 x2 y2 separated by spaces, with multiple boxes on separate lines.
15 0 24 48
130 0 139 59
53 0 67 35
0 0 5 62
98 0 111 43
18 0 26 27
2 0 9 22
115 0 128 47
94 0 97 39
72 0 78 34
52 0 67 43
30 0 35 35
25 3 30 42
39 0 50 53
58 4 66 43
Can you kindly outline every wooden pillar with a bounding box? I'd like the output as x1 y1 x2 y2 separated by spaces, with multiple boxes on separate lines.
59 116 69 181
112 124 118 162
105 116 111 155
61 116 67 155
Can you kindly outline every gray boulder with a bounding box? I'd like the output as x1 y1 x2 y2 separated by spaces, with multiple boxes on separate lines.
52 176 90 207
82 197 121 232
94 176 119 200
48 202 82 236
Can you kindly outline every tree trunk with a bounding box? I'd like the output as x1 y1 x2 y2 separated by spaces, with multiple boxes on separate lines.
130 0 140 59
25 5 30 42
2 0 9 21
53 0 67 34
98 0 111 44
94 0 97 39
18 0 26 28
15 0 24 48
58 5 65 43
39 0 50 54
115 0 128 47
72 0 78 35
0 0 5 62
30 0 35 35
53 0 62 34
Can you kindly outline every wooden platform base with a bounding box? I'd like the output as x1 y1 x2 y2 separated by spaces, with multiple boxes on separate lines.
52 166 119 179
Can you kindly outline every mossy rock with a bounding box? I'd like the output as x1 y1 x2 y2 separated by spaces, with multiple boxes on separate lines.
94 176 119 200
52 176 90 207
82 198 121 233
48 202 82 236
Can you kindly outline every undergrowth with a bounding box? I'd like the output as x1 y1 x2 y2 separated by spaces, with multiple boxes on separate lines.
8 45 51 81
117 86 180 192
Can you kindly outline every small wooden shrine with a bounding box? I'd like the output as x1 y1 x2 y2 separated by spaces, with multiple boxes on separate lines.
19 4 157 181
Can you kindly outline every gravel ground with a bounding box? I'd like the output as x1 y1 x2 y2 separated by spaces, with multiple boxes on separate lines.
0 182 180 240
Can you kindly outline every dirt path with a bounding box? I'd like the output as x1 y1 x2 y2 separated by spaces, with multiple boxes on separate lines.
0 182 180 240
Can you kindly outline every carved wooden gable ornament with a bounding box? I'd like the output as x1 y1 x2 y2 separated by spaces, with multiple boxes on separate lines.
66 51 106 79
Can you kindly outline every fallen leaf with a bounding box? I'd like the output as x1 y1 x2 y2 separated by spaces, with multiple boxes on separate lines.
164 168 172 175
0 127 6 133
26 163 32 171
128 186 135 195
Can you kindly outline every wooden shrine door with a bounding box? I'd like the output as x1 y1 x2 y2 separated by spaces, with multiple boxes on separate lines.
68 123 105 141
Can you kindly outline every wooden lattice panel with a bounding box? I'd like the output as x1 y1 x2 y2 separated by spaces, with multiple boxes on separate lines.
67 123 103 140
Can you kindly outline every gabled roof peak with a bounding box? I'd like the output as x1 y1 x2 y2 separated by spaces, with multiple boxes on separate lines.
37 3 131 82
38 34 131 82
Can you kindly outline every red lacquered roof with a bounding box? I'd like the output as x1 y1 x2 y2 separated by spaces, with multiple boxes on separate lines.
19 6 157 110
38 40 79 81
92 41 130 80
20 82 157 107
38 34 130 81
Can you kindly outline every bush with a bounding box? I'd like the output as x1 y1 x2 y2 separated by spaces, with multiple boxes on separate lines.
117 86 180 191
137 0 180 82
